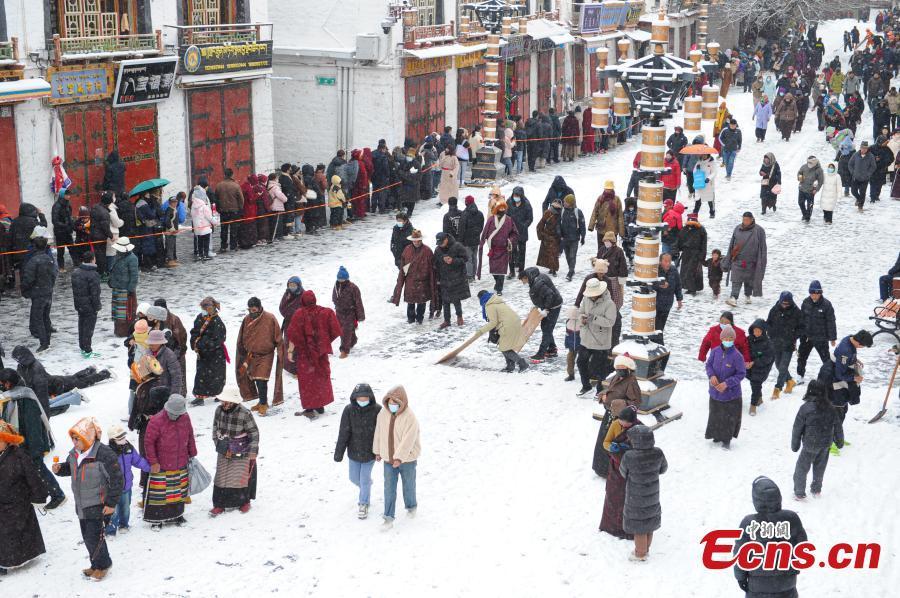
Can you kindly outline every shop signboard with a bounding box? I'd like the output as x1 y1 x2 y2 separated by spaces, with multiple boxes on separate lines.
47 64 113 105
402 55 452 77
112 56 178 107
179 40 273 76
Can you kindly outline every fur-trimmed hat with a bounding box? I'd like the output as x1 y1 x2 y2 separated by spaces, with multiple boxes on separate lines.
0 420 24 445
69 417 102 447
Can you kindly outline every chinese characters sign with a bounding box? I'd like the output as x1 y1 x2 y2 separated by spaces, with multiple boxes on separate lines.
113 57 178 107
48 65 113 105
179 41 273 76
402 56 452 78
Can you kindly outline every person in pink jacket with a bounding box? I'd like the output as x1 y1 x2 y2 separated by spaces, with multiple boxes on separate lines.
141 394 197 529
190 180 215 261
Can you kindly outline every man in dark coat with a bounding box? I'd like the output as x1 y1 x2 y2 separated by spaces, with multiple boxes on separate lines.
332 267 366 357
372 143 392 212
766 291 803 398
89 193 114 277
746 319 775 415
506 187 533 279
50 190 74 270
666 126 689 168
115 194 136 240
797 280 836 382
390 211 413 269
333 382 381 518
869 134 893 202
215 168 245 252
559 195 586 281
538 114 553 165
325 150 347 183
71 250 102 356
548 108 562 163
8 203 46 268
102 150 126 199
525 112 541 172
442 196 463 239
733 476 807 598
652 253 683 345
519 266 563 361
391 230 437 324
848 141 877 209
560 110 581 162
10 346 51 418
433 232 470 329
543 176 574 211
457 196 485 281
676 214 707 294
722 212 767 304
397 154 422 216
21 235 57 352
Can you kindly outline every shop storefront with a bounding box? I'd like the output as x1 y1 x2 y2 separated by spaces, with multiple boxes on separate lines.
501 35 531 119
402 56 449 143
456 50 485 131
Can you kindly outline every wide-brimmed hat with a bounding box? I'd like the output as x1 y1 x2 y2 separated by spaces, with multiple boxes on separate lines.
147 329 167 345
407 229 423 241
30 226 51 240
603 231 617 243
583 278 607 298
113 236 135 252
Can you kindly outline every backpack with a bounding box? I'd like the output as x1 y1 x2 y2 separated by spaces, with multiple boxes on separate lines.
693 165 707 189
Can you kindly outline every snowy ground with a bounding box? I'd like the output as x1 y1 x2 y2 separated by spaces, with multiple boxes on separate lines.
2 16 899 598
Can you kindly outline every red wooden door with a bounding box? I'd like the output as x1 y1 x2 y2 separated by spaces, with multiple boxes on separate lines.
573 45 585 101
457 65 485 131
537 50 552 113
0 107 21 208
507 56 530 118
405 72 446 144
554 48 565 110
60 103 159 212
188 82 255 186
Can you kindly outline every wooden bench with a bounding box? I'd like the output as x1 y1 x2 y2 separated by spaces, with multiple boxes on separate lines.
871 299 900 345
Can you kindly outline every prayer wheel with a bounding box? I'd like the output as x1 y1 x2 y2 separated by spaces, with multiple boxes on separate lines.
636 195 663 228
634 259 661 284
689 49 702 72
708 42 720 62
684 96 702 134
502 16 512 36
486 34 501 60
519 18 528 35
597 47 609 69
701 85 720 121
640 126 666 171
613 82 631 117
592 91 610 129
631 292 658 335
617 38 631 60
651 13 669 56
485 62 500 86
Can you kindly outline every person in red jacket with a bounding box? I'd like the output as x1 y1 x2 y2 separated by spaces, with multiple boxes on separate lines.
698 311 751 364
627 151 643 198
660 150 682 201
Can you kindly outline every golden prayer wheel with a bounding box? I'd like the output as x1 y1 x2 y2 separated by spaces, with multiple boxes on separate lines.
519 18 528 35
689 49 702 71
635 235 661 258
708 42 720 61
613 82 631 117
701 85 720 120
617 38 631 60
684 96 702 133
633 293 657 315
632 314 658 335
486 64 499 86
592 91 611 129
597 47 609 69
502 16 512 36
634 261 660 282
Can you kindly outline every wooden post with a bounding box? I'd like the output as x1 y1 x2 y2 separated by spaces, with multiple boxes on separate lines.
155 29 163 52
53 34 62 66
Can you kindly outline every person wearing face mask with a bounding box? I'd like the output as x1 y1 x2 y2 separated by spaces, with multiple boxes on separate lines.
698 311 751 364
478 198 519 295
236 297 285 417
209 392 260 517
796 155 824 222
819 162 841 224
535 198 562 276
704 325 746 450
389 211 414 269
141 394 196 529
505 187 533 280
279 277 304 375
558 195 586 282
334 383 381 520
189 297 226 407
758 152 781 214
592 354 641 477
373 385 421 529
52 417 122 580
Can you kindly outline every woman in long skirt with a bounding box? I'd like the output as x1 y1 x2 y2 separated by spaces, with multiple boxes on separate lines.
189 297 227 406
279 276 304 375
142 395 196 528
129 384 170 491
600 406 639 539
0 420 48 574
286 290 342 418
210 396 260 515
704 325 746 449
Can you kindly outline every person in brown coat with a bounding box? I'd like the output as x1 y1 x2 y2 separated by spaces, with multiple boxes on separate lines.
214 168 245 252
391 230 438 324
592 354 642 478
774 93 799 141
279 276 304 375
236 297 284 417
596 230 628 279
535 199 562 275
332 266 365 358
588 181 624 250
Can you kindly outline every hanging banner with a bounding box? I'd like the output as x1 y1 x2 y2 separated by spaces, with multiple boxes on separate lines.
624 1 644 28
47 64 114 105
599 2 629 33
113 56 178 107
579 4 605 35
179 40 273 76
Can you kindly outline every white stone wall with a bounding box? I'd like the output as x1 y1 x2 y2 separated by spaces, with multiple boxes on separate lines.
268 0 390 49
251 77 275 171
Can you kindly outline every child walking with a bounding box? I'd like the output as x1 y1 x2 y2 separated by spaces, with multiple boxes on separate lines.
704 249 723 300
746 319 775 416
619 424 668 561
334 383 381 519
105 424 150 536
564 306 582 382
791 380 844 500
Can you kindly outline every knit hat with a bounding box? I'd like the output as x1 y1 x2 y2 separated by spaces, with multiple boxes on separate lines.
164 394 188 418
30 226 51 240
337 266 350 281
604 180 615 190
591 257 609 274
603 231 617 243
134 319 150 334
852 329 874 347
107 424 126 440
407 229 423 241
218 393 243 404
808 280 823 294
719 324 736 340
563 194 576 207
464 195 475 206
69 417 102 447
0 420 24 446
583 278 607 298
147 329 167 345
614 353 636 370
778 291 794 303
145 305 168 322
137 302 151 316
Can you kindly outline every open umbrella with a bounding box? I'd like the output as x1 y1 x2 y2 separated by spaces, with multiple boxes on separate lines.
680 144 719 155
128 178 170 197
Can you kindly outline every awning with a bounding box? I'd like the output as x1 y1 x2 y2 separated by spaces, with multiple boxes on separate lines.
0 78 51 104
404 43 487 60
178 70 272 87
624 29 652 43
526 19 576 45
580 31 624 48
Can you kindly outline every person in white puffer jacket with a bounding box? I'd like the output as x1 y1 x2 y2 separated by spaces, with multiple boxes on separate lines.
819 163 842 225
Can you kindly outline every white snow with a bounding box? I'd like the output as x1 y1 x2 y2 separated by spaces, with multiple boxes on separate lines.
2 15 899 598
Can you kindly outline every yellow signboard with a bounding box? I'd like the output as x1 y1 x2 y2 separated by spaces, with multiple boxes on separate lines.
402 55 452 78
454 50 485 70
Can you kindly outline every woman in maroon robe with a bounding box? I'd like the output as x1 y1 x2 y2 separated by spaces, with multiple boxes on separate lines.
239 174 258 248
477 199 518 295
279 276 304 375
581 106 595 155
286 290 341 419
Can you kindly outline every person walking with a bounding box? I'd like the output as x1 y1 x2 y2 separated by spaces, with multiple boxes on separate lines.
575 279 617 396
652 253 683 344
392 230 438 324
476 290 529 372
759 153 782 214
535 199 562 276
619 425 668 562
692 155 717 218
677 214 707 295
588 181 624 254
774 92 799 140
752 95 773 141
71 250 101 358
334 383 380 520
592 354 641 477
791 380 843 500
717 119 742 180
704 325 745 450
433 233 469 329
559 195 586 282
722 212 767 307
746 319 775 416
796 155 824 222
600 405 639 539
766 291 802 400
458 196 484 281
820 162 841 224
142 394 196 530
848 141 876 211
52 417 123 581
236 297 284 415
519 267 563 361
21 231 57 353
287 291 342 419
373 385 421 530
209 393 260 516
478 199 519 295
437 146 459 206
506 188 533 280
796 280 836 383
333 266 366 354
189 297 227 406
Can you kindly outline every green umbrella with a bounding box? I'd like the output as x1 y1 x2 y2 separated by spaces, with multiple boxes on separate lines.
128 178 170 197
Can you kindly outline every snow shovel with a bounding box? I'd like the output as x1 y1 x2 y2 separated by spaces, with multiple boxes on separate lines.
868 357 899 423
436 330 484 364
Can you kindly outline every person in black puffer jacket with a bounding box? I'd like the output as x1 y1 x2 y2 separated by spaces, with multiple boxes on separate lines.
21 236 57 351
50 190 74 270
115 195 136 240
390 211 413 269
519 266 563 361
433 232 470 328
372 142 392 212
558 195 586 281
9 203 47 267
797 280 836 381
506 186 533 279
790 380 844 499
457 197 485 281
651 253 682 345
334 383 382 518
746 319 775 415
766 291 803 398
71 251 102 355
734 476 807 597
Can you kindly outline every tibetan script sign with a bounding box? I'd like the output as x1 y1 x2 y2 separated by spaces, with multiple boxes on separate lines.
47 64 113 105
179 40 273 76
455 50 485 70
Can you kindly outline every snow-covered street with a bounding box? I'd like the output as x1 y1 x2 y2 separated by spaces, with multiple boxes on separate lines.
2 15 899 598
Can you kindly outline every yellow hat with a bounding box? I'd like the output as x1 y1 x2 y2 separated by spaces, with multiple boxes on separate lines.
604 180 615 190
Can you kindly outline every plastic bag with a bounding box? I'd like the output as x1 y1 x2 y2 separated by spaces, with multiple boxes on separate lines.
187 457 211 495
